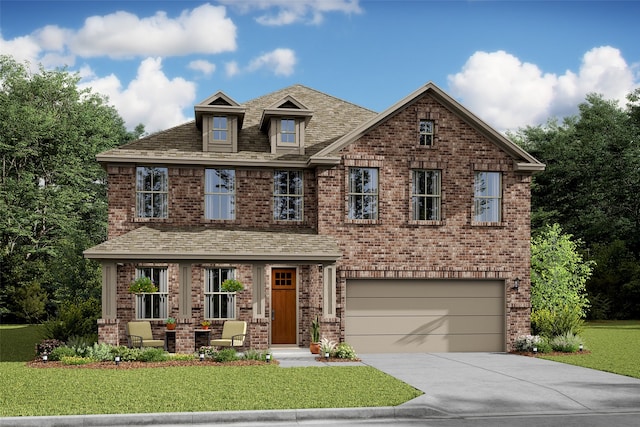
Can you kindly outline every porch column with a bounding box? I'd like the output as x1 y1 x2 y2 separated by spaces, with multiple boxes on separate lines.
178 263 192 319
323 264 337 317
101 262 117 319
252 264 266 318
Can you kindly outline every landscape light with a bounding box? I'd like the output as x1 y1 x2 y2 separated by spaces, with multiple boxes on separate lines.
200 353 205 362
115 355 121 366
265 353 271 363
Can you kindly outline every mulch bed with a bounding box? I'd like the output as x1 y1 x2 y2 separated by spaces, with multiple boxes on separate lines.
26 359 278 369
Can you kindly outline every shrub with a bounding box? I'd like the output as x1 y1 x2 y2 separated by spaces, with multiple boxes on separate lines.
42 298 100 342
60 356 93 365
170 353 196 361
212 348 238 362
514 335 544 352
333 342 358 359
35 339 65 357
138 347 169 362
242 349 270 361
49 346 76 361
531 305 585 338
319 337 337 356
198 346 217 359
85 343 115 361
111 346 143 362
550 332 583 353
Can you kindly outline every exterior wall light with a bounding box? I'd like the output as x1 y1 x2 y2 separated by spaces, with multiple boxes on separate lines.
512 277 520 291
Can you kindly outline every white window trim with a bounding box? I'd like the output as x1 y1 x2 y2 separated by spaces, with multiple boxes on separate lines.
411 169 441 221
273 170 304 221
204 268 237 320
205 169 236 220
134 267 168 320
348 167 379 220
473 171 502 223
135 167 168 219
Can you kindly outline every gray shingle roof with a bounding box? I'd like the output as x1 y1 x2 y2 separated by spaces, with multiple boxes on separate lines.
97 84 377 164
84 226 342 262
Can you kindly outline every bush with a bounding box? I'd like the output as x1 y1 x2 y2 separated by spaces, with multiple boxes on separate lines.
35 339 65 357
169 353 196 361
212 348 238 362
531 304 585 338
138 348 169 362
320 337 337 356
60 356 93 365
333 342 358 359
84 343 114 361
111 346 143 362
550 332 583 353
242 349 270 361
42 298 100 342
49 346 76 361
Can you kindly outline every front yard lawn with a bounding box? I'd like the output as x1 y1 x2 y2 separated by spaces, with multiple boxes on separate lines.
540 320 640 379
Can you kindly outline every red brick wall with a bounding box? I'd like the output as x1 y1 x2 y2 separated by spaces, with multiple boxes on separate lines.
316 93 532 350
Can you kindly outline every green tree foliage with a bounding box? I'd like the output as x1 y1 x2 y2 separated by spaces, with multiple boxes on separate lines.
530 224 593 336
514 91 640 319
0 55 135 321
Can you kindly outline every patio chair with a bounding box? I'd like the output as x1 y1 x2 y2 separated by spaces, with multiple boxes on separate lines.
210 321 247 347
126 321 165 349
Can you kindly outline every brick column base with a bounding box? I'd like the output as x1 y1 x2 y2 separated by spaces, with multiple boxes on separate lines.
98 319 120 347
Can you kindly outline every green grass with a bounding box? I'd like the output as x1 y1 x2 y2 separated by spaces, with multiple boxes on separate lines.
0 324 421 417
0 324 45 362
541 320 640 379
0 363 422 416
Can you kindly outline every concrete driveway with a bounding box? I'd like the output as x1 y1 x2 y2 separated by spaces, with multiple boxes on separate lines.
361 352 640 417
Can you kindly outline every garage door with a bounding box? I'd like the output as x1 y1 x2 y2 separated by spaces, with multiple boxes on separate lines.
345 279 505 353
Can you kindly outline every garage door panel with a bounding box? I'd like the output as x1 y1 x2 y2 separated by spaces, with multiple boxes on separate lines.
346 315 504 335
348 297 503 316
347 280 503 298
347 334 504 354
345 279 505 353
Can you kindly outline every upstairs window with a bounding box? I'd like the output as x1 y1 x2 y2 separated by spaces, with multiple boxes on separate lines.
348 167 378 220
205 268 237 319
205 169 235 220
273 170 303 221
136 167 168 218
212 116 228 141
412 170 441 220
419 120 434 146
474 171 502 222
280 119 296 144
135 267 168 320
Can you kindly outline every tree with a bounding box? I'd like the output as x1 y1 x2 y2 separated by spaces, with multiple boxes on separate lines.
0 55 133 321
530 224 594 336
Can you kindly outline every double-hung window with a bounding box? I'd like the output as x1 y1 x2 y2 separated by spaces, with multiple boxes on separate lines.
419 120 434 146
204 268 236 319
136 166 168 218
273 170 303 221
474 171 502 222
280 119 296 144
135 267 168 319
212 116 228 141
348 167 378 220
205 169 235 220
412 170 441 220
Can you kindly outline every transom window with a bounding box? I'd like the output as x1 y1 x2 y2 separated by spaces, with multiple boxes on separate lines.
136 167 168 218
474 171 502 222
212 116 228 141
419 120 434 146
348 167 378 220
412 170 441 220
273 170 303 221
205 169 235 220
205 268 237 319
135 267 168 320
280 119 296 143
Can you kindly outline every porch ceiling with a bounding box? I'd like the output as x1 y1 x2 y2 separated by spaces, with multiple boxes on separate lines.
83 226 342 262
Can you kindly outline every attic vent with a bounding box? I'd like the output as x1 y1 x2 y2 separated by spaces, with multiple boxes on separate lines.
279 100 299 109
210 98 232 106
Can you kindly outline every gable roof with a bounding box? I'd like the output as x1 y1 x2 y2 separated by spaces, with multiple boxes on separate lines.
310 82 545 172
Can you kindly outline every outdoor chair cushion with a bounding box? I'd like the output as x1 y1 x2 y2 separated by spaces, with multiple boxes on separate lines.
126 321 164 348
210 321 247 347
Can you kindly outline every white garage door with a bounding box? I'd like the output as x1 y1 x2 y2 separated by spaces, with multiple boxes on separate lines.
345 279 505 353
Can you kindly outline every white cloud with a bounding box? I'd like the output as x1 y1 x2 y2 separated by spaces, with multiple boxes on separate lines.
247 48 297 76
71 4 236 58
80 58 195 132
188 59 216 76
220 0 362 26
225 61 240 78
0 34 42 67
448 47 638 132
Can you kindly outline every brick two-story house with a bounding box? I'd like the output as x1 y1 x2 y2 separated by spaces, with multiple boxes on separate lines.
84 82 544 354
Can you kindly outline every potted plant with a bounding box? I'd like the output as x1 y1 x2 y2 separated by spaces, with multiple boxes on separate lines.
310 316 320 354
221 279 244 293
201 320 211 330
165 317 177 330
128 276 158 293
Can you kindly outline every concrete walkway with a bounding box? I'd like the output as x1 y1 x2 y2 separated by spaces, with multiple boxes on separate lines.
2 350 639 426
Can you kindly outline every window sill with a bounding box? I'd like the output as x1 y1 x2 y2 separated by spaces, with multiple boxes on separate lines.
134 217 170 223
345 218 381 225
471 221 506 227
407 220 444 226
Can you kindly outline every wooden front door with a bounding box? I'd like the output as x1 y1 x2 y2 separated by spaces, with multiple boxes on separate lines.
271 268 297 344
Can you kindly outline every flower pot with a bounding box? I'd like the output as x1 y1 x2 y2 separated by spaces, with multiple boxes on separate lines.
166 323 176 330
201 326 209 330
310 342 320 354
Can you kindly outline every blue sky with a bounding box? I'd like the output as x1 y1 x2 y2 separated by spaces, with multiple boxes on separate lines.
1 0 639 133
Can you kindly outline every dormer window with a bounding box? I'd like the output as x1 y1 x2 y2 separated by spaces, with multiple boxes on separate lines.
260 95 313 155
194 92 245 153
212 116 228 142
